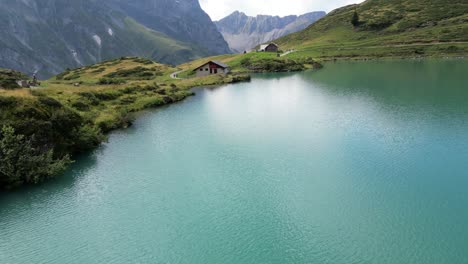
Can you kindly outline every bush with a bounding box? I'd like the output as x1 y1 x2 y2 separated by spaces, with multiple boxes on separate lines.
78 92 100 105
98 78 126 85
71 100 90 111
245 58 305 72
351 11 360 27
94 91 121 101
64 73 81 81
0 79 20 89
0 96 18 108
133 58 155 65
55 69 70 80
73 125 105 152
91 67 106 74
0 125 72 189
103 66 156 80
240 57 251 67
38 97 63 108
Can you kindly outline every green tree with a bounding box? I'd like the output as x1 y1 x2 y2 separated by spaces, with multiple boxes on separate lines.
351 11 360 27
0 125 71 189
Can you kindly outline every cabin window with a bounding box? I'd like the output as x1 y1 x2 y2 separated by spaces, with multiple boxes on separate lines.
214 69 218 74
199 68 203 71
205 68 208 71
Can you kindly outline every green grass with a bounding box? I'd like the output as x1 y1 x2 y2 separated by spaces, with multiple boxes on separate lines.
276 0 468 59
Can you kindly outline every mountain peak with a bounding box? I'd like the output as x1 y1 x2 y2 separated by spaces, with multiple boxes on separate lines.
215 11 326 52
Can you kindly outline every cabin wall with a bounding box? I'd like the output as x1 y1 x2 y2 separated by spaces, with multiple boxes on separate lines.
196 64 229 77
265 45 278 52
196 65 211 77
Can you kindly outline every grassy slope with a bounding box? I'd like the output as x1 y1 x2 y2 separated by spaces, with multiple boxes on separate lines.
276 0 468 59
1 57 253 135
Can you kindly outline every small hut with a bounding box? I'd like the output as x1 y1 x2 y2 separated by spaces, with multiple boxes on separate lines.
194 60 230 77
259 43 279 52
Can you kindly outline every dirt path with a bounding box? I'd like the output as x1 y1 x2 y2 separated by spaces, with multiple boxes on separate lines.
281 50 296 57
170 70 185 80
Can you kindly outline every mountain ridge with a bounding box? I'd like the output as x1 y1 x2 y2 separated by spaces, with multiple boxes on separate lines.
215 11 326 52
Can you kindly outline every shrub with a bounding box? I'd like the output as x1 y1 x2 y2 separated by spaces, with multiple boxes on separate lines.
98 78 126 85
91 67 106 74
71 100 90 111
103 66 156 80
119 96 137 105
56 69 70 80
240 57 251 67
78 92 100 105
351 11 360 27
0 79 20 89
133 58 155 65
94 91 121 101
38 97 63 108
0 96 18 108
63 73 80 80
73 125 105 153
0 125 72 189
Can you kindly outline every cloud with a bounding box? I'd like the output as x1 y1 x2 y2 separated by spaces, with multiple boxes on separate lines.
200 0 365 20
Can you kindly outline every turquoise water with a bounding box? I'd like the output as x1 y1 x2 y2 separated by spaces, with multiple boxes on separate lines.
1 60 468 263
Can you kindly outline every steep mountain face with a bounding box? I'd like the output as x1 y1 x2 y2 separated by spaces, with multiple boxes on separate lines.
0 0 230 78
276 0 468 57
215 11 326 52
106 0 231 55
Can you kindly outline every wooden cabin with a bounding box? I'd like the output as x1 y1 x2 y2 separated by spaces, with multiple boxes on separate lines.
259 43 279 52
194 60 230 77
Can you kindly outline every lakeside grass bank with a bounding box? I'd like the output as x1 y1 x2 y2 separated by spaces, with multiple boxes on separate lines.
1 54 315 189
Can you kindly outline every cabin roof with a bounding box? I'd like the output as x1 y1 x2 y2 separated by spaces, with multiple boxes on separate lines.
194 60 229 70
260 43 278 50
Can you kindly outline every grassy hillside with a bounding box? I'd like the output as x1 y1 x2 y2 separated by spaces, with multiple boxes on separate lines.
276 0 468 59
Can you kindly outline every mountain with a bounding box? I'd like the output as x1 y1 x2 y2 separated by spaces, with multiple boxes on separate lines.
215 11 326 52
105 0 230 55
276 0 468 58
0 0 230 78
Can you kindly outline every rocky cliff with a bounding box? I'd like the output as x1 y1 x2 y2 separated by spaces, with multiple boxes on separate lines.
215 11 326 52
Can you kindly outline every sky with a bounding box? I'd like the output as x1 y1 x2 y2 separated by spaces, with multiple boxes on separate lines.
199 0 365 21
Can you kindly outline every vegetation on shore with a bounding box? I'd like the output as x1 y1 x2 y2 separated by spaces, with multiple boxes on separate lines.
4 0 466 189
0 56 270 189
276 0 468 60
177 52 321 79
0 52 318 189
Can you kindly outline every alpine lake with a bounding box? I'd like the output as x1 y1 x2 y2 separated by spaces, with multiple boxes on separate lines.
1 59 468 264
